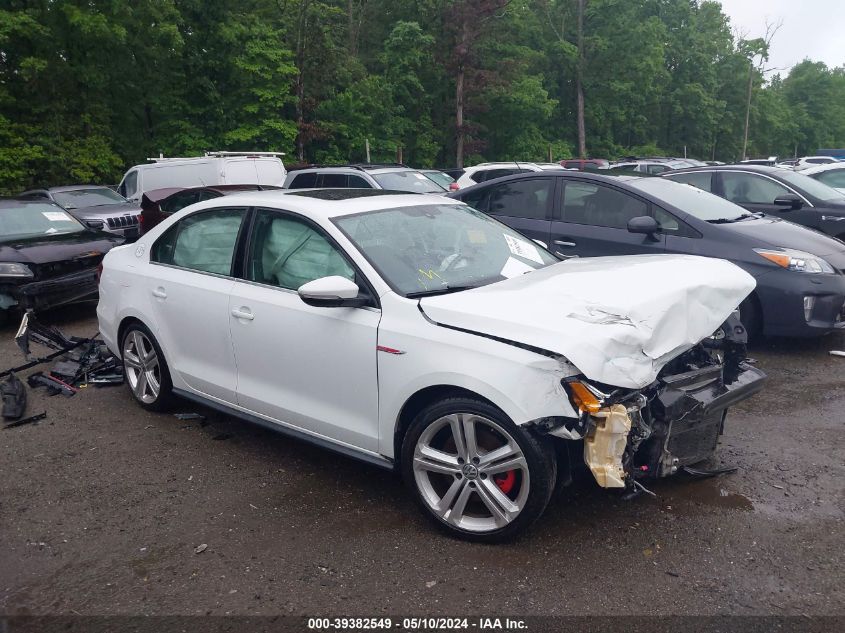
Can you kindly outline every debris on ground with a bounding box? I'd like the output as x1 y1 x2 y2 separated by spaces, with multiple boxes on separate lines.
174 413 205 421
194 544 208 554
3 411 47 430
1 313 124 411
1 373 27 419
830 351 845 357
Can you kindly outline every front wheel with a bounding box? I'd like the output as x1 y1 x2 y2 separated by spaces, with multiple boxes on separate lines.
401 397 556 542
121 323 173 411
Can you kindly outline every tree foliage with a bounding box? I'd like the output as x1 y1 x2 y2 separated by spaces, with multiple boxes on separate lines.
1 0 844 193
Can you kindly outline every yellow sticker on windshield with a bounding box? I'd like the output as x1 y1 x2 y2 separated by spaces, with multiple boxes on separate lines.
418 269 443 281
467 230 487 244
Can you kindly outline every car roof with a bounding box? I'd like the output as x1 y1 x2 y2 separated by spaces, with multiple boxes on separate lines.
802 162 845 175
667 164 785 175
143 184 279 203
448 169 641 194
186 188 462 220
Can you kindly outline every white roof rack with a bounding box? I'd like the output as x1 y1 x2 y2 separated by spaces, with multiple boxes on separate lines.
146 151 286 162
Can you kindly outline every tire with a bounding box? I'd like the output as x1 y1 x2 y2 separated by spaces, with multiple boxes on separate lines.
738 294 762 341
401 397 557 543
120 322 174 412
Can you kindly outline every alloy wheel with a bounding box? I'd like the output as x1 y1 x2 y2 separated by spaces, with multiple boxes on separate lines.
412 413 530 533
122 330 161 404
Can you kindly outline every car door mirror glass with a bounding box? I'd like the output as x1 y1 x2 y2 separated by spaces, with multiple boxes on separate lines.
773 193 803 210
627 215 660 238
298 276 366 307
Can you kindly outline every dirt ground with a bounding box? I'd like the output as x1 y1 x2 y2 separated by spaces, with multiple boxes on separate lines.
1 303 843 617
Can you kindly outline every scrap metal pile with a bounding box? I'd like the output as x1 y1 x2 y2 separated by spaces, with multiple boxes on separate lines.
0 312 123 429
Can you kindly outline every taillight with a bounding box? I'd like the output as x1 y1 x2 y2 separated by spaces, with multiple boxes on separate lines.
449 183 459 191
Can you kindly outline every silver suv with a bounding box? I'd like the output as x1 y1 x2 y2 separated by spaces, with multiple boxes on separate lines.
20 185 142 239
284 164 447 194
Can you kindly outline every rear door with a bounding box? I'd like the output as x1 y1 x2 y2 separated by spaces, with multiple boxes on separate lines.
468 178 554 246
147 207 247 404
224 159 259 184
549 178 665 258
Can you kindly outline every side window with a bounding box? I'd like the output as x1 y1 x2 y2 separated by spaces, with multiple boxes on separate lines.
652 205 697 238
246 209 355 291
288 173 318 189
160 191 199 214
347 175 372 188
469 170 488 184
487 179 551 220
151 208 245 275
667 171 713 192
120 171 138 198
561 181 648 229
646 164 669 174
461 187 491 213
722 172 788 204
197 190 223 202
320 173 348 188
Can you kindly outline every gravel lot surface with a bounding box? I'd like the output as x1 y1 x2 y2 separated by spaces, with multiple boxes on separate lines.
1 304 843 617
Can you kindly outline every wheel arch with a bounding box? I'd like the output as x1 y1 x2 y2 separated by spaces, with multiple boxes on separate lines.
393 385 502 466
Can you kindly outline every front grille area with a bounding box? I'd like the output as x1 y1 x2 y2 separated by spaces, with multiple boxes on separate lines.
106 214 140 229
33 253 104 281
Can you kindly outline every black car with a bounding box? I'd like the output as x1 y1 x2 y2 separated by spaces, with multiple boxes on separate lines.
0 199 123 325
20 185 142 240
449 172 845 338
660 165 845 241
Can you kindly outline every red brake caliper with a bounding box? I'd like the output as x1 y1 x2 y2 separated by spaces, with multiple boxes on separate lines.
493 470 516 494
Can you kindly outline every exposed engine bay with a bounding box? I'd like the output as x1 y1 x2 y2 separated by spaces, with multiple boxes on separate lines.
538 312 767 494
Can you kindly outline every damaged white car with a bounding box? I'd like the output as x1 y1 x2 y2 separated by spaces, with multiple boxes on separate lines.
97 190 766 541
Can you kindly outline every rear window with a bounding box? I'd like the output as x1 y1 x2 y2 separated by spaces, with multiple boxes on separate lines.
0 203 86 239
371 171 443 193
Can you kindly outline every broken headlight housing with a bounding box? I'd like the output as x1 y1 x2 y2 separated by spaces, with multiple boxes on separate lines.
754 248 835 274
0 263 34 278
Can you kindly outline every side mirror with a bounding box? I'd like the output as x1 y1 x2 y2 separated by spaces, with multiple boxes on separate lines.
298 276 367 308
774 193 803 210
627 215 661 241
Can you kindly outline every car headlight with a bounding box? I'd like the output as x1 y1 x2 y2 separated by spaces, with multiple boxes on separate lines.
0 262 34 278
754 248 835 274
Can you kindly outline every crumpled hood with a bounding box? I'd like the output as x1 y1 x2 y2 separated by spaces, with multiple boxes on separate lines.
420 254 756 389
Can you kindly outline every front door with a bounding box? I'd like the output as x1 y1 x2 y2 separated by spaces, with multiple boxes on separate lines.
228 208 381 452
717 171 819 229
549 179 666 258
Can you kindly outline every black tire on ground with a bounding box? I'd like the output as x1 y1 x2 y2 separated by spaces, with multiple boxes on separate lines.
739 294 762 341
120 321 174 412
401 396 557 543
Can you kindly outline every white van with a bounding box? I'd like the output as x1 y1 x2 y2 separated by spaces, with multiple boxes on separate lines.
117 151 287 202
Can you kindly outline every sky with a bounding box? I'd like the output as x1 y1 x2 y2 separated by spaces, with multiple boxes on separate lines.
716 0 845 74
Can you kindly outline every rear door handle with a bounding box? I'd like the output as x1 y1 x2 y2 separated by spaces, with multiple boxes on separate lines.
152 287 167 299
553 239 577 247
231 307 254 321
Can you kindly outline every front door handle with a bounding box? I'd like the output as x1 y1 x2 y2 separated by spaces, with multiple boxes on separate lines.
152 287 167 299
231 307 254 321
553 239 577 247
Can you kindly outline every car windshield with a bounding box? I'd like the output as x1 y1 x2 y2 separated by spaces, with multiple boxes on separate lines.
52 188 127 209
629 177 749 222
0 203 87 239
371 171 445 193
334 203 558 296
774 170 845 202
422 171 455 189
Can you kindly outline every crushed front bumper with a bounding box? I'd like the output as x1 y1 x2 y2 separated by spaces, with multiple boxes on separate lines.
6 268 99 312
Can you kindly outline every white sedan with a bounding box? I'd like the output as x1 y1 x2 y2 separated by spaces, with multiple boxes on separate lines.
97 190 766 541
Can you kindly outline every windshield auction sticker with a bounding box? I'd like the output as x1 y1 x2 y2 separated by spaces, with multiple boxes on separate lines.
42 211 73 222
503 234 543 264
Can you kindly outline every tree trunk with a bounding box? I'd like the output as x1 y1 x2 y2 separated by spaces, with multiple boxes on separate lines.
456 66 465 168
742 59 753 160
576 0 586 159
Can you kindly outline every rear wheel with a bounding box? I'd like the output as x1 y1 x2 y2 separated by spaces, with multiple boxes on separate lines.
121 323 173 411
401 397 556 542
